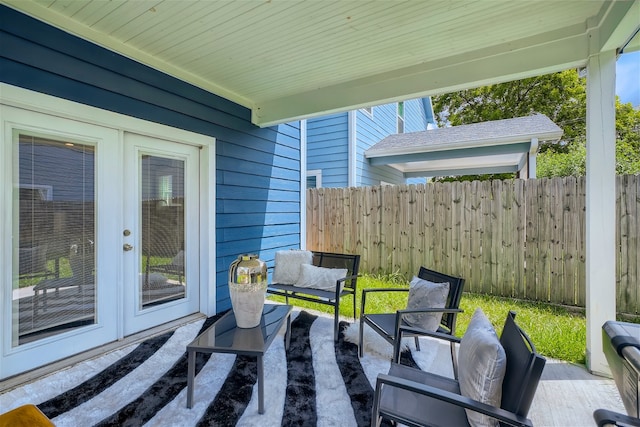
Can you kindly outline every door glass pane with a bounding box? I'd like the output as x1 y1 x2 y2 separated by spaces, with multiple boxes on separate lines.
140 155 186 308
13 132 96 346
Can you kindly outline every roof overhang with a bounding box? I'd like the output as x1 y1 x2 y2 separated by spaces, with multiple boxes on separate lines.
2 0 639 127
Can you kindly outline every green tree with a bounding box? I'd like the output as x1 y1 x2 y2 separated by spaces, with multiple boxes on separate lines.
432 70 640 179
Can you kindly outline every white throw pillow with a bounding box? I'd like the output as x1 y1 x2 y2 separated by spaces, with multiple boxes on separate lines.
295 263 348 292
272 250 313 284
403 276 449 331
458 308 507 427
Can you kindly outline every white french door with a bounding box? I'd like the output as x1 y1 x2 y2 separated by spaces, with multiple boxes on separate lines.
1 106 121 378
122 132 200 335
1 85 213 379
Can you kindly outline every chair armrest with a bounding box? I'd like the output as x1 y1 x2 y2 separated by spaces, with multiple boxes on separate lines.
396 324 462 344
594 409 640 426
336 273 360 286
360 288 409 314
375 373 534 427
393 324 462 363
394 309 462 341
362 288 410 294
397 307 463 316
333 273 361 297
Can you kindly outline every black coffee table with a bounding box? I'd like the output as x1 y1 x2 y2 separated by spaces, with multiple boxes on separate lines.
186 304 293 413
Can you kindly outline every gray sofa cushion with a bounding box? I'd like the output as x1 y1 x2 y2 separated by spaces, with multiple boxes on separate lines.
403 276 449 331
458 308 507 427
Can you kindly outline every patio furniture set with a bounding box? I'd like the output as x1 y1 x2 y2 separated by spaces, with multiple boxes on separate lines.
185 249 548 426
6 249 635 426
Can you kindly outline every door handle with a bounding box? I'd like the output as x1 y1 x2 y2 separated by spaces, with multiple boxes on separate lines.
123 243 134 251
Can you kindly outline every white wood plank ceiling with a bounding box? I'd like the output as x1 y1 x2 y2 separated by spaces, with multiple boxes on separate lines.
4 0 639 127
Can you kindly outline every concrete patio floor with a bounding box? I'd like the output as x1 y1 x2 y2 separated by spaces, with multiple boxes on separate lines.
528 359 625 426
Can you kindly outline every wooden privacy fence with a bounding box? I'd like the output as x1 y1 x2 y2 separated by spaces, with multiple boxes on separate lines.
306 175 640 315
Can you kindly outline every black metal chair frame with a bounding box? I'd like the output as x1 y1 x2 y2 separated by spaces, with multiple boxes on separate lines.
267 251 360 341
359 266 465 360
594 408 640 426
371 310 546 427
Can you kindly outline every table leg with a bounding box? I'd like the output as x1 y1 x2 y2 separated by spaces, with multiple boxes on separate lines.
285 314 292 350
257 354 264 414
186 349 196 408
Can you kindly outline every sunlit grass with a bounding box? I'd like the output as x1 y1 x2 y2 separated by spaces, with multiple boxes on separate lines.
267 273 588 365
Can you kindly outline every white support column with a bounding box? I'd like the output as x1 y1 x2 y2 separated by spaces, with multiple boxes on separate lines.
300 119 308 249
585 49 617 376
348 110 357 187
528 138 538 179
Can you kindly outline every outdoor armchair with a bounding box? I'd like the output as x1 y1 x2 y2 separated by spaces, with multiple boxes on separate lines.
371 310 546 427
359 266 464 359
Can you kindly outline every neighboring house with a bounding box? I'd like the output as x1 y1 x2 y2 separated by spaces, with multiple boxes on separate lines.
306 98 436 188
0 7 302 379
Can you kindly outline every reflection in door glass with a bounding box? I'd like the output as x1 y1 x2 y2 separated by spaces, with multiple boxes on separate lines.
140 155 186 308
13 132 96 346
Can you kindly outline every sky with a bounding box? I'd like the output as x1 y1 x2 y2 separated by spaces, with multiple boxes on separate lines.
616 50 640 107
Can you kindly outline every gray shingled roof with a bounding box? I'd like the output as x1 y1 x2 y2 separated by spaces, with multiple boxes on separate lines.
366 114 563 156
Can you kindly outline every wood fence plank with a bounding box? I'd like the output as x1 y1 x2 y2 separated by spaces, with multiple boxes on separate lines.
409 185 422 276
458 181 472 284
491 180 503 295
513 179 526 299
500 180 514 297
481 180 493 294
524 179 538 300
442 182 453 274
577 177 587 307
550 178 565 304
370 186 382 274
562 176 578 306
424 185 439 270
469 180 482 293
617 175 627 313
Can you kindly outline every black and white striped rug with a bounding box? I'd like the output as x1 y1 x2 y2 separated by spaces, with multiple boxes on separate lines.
1 310 452 426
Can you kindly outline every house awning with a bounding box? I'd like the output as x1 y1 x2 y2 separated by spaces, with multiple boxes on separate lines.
365 114 563 178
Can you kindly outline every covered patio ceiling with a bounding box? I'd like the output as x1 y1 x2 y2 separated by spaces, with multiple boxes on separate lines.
365 114 563 178
4 0 639 127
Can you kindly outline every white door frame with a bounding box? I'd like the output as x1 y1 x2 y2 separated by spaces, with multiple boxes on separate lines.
0 83 216 379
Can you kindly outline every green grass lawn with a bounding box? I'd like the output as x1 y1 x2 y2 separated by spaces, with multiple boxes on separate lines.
267 273 588 365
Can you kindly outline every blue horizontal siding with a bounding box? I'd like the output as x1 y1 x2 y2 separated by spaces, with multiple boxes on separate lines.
307 112 349 187
404 99 428 133
0 5 302 313
218 223 301 241
356 99 427 186
217 200 300 214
